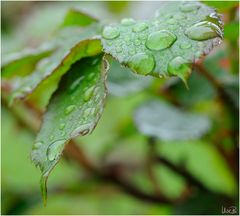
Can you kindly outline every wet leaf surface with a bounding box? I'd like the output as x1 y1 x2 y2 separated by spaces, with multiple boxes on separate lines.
101 2 223 84
31 55 108 203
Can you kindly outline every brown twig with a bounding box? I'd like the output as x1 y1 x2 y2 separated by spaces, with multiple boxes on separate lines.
155 156 210 193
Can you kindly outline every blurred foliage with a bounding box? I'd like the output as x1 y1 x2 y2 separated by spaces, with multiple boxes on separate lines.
1 1 239 215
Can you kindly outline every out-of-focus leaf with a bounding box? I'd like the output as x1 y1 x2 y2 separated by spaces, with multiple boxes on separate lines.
157 140 237 196
1 107 83 192
101 2 223 84
10 25 102 103
1 46 53 78
108 58 152 96
174 192 228 215
25 189 171 215
61 8 98 28
31 55 108 204
170 70 216 106
134 99 211 141
203 1 238 12
224 21 239 42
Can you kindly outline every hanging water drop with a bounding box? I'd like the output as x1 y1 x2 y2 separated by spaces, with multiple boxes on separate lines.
168 56 191 88
128 53 155 75
65 105 76 115
132 22 148 33
146 30 177 51
47 139 66 161
185 21 223 41
102 26 120 40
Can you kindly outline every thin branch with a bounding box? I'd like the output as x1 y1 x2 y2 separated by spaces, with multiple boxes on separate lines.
155 155 211 193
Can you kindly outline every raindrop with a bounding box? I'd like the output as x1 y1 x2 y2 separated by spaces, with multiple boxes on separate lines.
65 105 76 115
84 86 95 102
33 141 42 149
84 107 96 116
71 123 92 137
179 2 200 12
47 139 65 161
128 53 155 75
59 123 65 130
102 26 120 40
146 30 177 51
180 41 192 49
167 19 176 25
185 21 223 41
69 77 84 93
134 39 141 46
168 56 191 88
132 22 148 33
121 18 136 26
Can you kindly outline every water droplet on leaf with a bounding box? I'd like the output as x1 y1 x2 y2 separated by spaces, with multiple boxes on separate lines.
69 77 84 93
71 123 92 137
185 21 222 41
180 41 192 49
47 139 65 161
65 105 76 115
132 22 148 32
102 26 120 40
33 141 42 149
121 18 136 26
146 30 177 51
59 123 65 130
180 2 200 12
84 86 95 102
128 53 155 75
168 56 191 88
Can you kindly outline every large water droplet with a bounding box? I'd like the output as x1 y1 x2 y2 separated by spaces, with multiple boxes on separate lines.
121 18 136 26
47 139 65 161
71 123 92 137
180 2 200 12
65 105 76 115
102 26 120 40
146 30 177 51
180 41 192 49
132 22 148 33
84 86 95 102
128 53 155 75
185 21 222 41
168 56 191 88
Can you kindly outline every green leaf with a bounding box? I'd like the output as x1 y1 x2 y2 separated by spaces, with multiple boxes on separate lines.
203 1 238 12
31 55 109 204
101 2 223 84
10 25 102 103
134 99 211 140
224 21 239 42
1 46 53 78
61 8 98 28
108 58 153 96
